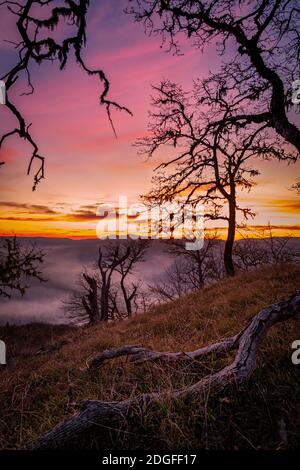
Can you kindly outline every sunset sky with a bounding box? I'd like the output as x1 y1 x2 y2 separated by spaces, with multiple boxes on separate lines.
0 0 299 240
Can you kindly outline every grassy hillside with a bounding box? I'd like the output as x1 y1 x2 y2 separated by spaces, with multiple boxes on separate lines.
0 263 300 450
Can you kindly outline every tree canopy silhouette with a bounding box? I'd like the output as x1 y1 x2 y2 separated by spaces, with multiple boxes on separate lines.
137 79 296 275
0 236 44 298
129 0 300 153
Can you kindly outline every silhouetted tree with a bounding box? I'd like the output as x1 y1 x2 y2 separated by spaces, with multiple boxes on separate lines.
81 272 100 325
150 233 222 301
63 269 120 325
233 236 269 270
0 237 44 298
97 242 132 321
291 178 300 194
167 232 223 288
116 239 149 316
149 258 191 302
129 0 300 152
137 80 296 275
234 225 298 269
63 239 148 324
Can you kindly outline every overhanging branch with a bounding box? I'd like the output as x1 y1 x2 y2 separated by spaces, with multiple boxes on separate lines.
0 0 132 189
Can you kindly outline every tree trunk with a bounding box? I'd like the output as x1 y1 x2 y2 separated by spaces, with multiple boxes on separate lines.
195 250 205 288
121 279 132 316
82 274 100 325
224 197 236 276
100 285 110 322
246 44 300 154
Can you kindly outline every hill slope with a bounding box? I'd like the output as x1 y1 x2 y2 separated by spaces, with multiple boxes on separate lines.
0 262 300 449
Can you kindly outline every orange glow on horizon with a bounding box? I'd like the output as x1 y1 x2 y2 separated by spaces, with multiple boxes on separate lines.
1 222 299 240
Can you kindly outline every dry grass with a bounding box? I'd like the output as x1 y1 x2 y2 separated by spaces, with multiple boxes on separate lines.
0 263 300 449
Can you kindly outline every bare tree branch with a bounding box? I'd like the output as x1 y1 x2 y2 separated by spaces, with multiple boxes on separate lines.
0 0 132 189
129 0 300 152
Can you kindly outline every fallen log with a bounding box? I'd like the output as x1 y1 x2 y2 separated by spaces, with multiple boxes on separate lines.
86 331 245 368
27 291 300 449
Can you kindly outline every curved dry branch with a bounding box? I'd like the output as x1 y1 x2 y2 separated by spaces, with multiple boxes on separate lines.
86 329 246 368
27 290 300 449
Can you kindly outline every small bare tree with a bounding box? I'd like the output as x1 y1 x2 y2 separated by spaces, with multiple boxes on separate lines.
0 237 45 298
81 273 100 325
167 232 223 289
234 225 298 270
233 237 269 270
116 240 149 316
262 224 297 264
63 240 149 325
149 258 191 303
291 178 300 194
97 243 131 321
63 270 121 326
150 233 223 302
